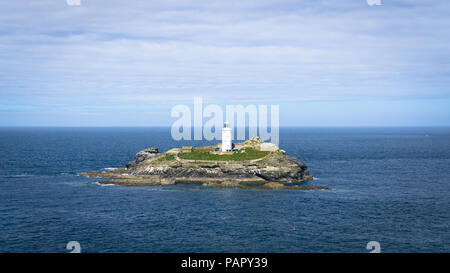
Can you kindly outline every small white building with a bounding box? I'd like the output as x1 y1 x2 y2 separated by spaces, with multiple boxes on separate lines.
221 121 232 152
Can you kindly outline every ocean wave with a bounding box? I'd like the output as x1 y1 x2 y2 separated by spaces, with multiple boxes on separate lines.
101 167 119 172
2 173 79 178
0 174 37 178
94 181 116 187
59 172 76 176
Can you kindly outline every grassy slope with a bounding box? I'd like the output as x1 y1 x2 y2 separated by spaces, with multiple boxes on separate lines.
151 154 176 165
178 148 270 161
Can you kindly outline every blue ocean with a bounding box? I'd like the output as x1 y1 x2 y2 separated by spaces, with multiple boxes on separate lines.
0 127 449 253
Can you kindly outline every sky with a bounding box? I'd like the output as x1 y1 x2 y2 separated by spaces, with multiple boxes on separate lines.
0 0 449 126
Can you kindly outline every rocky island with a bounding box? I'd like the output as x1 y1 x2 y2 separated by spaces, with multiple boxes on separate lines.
81 137 330 190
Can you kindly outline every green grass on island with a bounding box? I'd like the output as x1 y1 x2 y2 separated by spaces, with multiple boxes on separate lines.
178 148 270 161
152 154 176 164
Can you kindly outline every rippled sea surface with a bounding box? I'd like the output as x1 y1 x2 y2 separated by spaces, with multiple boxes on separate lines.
0 127 449 253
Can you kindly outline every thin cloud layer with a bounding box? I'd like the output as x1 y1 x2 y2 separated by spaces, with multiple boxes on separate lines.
0 0 449 125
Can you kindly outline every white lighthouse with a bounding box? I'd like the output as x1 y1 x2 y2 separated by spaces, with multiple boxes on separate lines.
221 121 232 152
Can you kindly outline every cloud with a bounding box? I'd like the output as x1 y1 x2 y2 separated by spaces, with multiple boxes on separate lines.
0 0 449 125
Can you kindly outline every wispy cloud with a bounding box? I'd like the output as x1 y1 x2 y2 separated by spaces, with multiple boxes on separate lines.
0 0 449 125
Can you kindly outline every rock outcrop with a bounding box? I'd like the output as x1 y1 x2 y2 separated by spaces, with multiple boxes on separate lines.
125 148 159 169
81 138 329 190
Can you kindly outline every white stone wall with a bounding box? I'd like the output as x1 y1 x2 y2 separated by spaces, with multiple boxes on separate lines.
260 143 279 152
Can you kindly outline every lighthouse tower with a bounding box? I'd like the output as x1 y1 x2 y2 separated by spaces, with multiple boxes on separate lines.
221 121 232 152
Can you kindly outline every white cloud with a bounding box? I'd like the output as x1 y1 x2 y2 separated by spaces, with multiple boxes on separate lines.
0 0 449 109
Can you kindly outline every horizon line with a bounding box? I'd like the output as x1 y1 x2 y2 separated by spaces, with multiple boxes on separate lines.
1 125 450 128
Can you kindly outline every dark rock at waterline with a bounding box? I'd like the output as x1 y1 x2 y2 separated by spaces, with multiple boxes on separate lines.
126 147 159 169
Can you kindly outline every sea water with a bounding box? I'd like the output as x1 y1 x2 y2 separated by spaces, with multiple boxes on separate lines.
0 127 449 252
